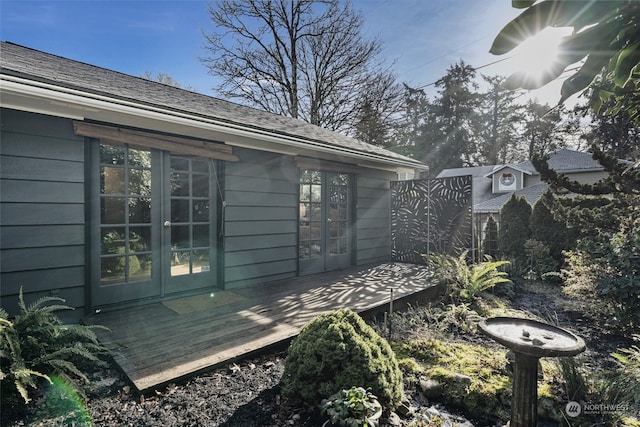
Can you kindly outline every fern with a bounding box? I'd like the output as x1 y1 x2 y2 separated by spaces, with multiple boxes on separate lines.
1 287 110 404
428 251 511 304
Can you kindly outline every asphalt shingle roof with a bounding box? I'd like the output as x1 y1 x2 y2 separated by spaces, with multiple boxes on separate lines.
474 182 548 213
517 149 603 173
0 42 423 168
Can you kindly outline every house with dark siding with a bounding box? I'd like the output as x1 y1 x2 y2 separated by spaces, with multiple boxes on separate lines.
0 42 426 319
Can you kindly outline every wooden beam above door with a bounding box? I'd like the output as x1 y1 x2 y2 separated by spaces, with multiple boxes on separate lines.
73 121 240 162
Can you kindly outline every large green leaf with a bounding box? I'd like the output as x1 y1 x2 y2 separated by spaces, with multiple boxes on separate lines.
491 0 624 55
614 42 640 88
560 52 614 103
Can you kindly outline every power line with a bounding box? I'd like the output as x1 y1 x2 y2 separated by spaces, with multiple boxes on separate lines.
412 61 583 91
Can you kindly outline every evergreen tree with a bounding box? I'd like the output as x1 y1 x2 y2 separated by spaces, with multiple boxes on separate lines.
530 192 578 265
498 194 531 268
482 215 499 259
477 75 524 164
421 61 481 174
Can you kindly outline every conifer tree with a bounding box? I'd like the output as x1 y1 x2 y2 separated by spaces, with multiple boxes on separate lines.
530 192 578 263
482 215 499 259
498 194 531 269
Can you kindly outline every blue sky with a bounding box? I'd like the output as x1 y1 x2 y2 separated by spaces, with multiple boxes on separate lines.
0 0 564 104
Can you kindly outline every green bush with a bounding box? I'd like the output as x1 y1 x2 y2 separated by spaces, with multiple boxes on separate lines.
482 215 499 259
282 309 403 411
530 193 578 263
524 239 557 278
601 335 640 405
321 386 382 427
0 288 109 405
498 194 531 269
428 250 511 305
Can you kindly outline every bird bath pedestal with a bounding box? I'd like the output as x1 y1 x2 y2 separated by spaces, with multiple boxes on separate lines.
479 317 586 427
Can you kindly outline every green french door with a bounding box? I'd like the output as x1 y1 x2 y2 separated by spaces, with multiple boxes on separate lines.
164 155 217 294
298 170 352 275
92 142 217 307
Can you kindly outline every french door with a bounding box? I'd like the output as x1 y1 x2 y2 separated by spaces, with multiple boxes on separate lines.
92 142 217 307
298 170 352 275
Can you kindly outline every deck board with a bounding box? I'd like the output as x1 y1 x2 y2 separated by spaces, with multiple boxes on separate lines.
85 262 440 392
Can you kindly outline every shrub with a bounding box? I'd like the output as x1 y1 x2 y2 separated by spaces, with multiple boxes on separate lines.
321 386 382 427
601 335 640 405
523 239 557 278
530 193 578 263
498 194 531 269
282 309 403 411
482 215 499 259
0 288 109 405
428 250 511 305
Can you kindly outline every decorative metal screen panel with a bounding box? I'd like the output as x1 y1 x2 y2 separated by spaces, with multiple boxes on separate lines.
391 176 472 264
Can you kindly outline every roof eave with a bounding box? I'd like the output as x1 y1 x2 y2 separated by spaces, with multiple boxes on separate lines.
1 73 426 173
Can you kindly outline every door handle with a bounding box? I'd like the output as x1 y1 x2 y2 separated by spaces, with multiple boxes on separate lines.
163 220 172 228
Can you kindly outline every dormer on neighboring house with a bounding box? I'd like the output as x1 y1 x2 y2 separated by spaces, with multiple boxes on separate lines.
436 149 615 235
486 164 534 194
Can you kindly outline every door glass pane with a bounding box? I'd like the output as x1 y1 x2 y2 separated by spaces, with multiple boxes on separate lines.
193 225 209 247
129 169 151 195
192 249 210 273
99 143 153 285
128 148 151 168
171 199 190 223
171 172 190 196
101 198 125 224
310 241 321 258
129 227 151 252
172 225 190 249
192 175 209 197
193 200 209 222
131 254 152 282
171 250 190 276
171 157 189 171
101 228 125 255
101 167 125 194
129 198 151 223
100 145 125 165
101 256 126 285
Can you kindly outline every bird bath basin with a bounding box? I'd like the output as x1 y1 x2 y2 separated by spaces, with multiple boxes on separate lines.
479 317 586 427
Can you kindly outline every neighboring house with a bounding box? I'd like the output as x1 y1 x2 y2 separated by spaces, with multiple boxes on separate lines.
0 42 427 318
436 149 609 235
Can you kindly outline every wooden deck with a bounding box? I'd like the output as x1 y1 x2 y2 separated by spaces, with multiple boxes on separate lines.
85 262 441 392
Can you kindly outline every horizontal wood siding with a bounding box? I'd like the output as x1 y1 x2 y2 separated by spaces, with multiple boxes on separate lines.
0 109 86 318
223 148 298 288
356 171 394 265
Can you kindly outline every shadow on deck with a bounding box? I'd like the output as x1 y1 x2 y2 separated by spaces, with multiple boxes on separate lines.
85 262 442 393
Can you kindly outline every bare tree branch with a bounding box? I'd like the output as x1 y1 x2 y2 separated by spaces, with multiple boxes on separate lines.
201 0 398 140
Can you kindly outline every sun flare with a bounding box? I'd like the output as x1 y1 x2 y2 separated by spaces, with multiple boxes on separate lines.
510 27 573 87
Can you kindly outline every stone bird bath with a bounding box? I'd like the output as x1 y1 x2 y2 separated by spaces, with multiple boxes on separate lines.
479 317 586 427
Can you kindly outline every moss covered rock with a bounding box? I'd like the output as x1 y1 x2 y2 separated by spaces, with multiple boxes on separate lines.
397 338 511 422
281 309 403 410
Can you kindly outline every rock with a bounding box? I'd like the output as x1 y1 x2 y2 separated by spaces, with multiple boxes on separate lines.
385 412 403 426
450 373 472 385
420 377 444 399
